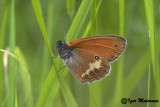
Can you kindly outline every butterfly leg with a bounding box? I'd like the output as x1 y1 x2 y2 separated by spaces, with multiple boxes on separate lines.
52 48 58 58
52 48 57 52
52 55 58 59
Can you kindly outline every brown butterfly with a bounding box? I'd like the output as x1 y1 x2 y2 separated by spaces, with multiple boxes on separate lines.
56 35 127 83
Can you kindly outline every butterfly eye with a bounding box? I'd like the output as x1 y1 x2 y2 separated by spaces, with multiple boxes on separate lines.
95 56 99 60
56 40 62 44
115 44 118 47
56 40 63 48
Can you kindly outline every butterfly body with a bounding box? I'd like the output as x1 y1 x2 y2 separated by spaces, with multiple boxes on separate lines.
56 35 127 83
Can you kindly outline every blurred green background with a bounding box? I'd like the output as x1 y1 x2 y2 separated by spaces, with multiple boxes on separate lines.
0 0 160 107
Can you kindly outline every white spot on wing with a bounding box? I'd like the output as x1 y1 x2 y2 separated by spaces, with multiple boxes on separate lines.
82 59 101 78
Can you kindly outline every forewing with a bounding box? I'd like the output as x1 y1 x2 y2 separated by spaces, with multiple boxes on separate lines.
68 35 126 62
65 48 111 83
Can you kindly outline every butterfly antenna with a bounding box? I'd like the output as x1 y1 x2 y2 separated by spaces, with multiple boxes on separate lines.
61 17 66 41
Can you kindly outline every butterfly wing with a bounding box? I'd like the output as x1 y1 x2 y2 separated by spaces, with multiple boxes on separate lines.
67 35 126 62
65 48 111 83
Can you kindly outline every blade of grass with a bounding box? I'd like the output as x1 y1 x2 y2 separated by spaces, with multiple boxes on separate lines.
82 0 102 37
2 50 9 106
144 0 159 106
112 0 125 106
14 59 17 107
0 0 8 104
15 47 33 107
40 0 54 88
0 49 28 69
89 82 101 107
32 0 79 107
38 1 55 105
6 0 16 106
35 56 66 107
124 50 150 96
144 0 159 76
59 75 78 107
0 48 32 106
43 75 60 107
147 64 150 107
66 0 93 41
15 87 18 107
66 0 75 19
35 66 59 107
32 0 56 69
119 0 124 35
91 0 96 35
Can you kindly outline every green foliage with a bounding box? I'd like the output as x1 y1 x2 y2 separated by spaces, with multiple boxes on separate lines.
147 64 150 107
7 0 16 106
144 0 160 106
0 0 159 107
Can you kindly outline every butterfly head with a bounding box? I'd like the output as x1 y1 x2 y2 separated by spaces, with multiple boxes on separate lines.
56 40 64 49
56 40 67 52
56 40 71 60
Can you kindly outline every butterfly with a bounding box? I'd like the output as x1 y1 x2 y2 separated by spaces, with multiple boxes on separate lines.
56 35 127 83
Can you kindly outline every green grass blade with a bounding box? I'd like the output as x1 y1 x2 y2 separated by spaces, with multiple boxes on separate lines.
82 0 102 37
43 76 59 107
144 0 159 76
91 0 96 35
124 50 150 96
0 0 8 104
144 0 159 106
59 75 78 107
119 0 124 35
14 59 17 107
66 0 75 19
35 66 58 107
6 0 16 106
66 0 93 41
40 0 54 88
15 47 33 107
89 83 101 107
35 56 66 107
15 87 18 107
0 48 33 106
32 0 79 107
147 64 150 107
112 0 125 106
32 0 56 68
0 49 28 68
